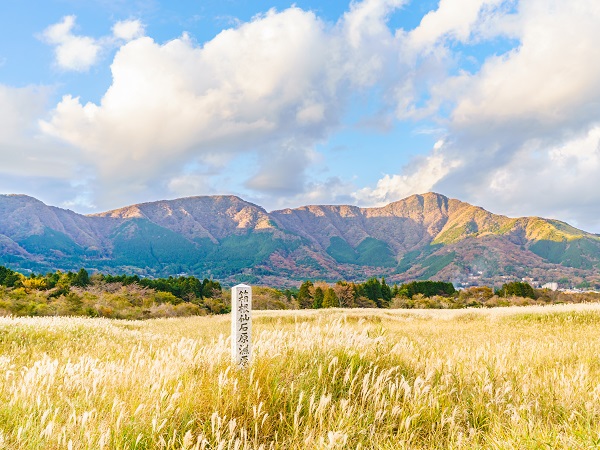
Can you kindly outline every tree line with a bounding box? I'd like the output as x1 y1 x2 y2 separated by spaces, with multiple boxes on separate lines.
0 265 226 318
0 266 222 300
295 278 457 309
2 264 596 317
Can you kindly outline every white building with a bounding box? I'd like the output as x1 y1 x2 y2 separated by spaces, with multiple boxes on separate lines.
542 282 558 291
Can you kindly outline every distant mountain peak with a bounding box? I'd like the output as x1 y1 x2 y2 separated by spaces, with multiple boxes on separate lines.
1 192 599 287
0 193 48 204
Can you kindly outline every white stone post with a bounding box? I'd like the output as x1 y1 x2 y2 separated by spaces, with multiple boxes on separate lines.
231 284 252 367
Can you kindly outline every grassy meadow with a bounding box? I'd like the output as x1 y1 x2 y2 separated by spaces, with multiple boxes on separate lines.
2 305 600 449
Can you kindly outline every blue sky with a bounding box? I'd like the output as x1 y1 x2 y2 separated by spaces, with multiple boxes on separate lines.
2 0 600 233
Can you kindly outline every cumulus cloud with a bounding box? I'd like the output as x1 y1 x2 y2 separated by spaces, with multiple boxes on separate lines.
389 0 519 121
112 19 145 41
0 84 88 209
355 0 600 232
167 173 220 198
41 3 414 209
342 0 407 70
245 143 320 195
0 84 74 178
451 2 600 135
251 176 357 211
354 140 460 205
41 16 145 72
41 15 102 72
34 0 600 232
428 0 600 231
435 127 600 232
408 0 510 49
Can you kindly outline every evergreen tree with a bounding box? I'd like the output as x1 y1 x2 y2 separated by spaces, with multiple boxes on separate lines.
0 266 21 288
401 281 456 298
72 268 90 287
381 277 392 303
322 288 337 308
44 272 60 289
313 287 324 309
297 280 314 309
202 279 222 298
363 278 383 306
499 281 535 299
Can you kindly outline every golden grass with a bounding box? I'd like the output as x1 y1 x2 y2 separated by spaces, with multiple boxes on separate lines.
2 304 600 449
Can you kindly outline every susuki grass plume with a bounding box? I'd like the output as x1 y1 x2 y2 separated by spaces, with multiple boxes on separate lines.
1 305 600 448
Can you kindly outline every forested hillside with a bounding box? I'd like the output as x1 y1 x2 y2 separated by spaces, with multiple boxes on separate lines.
1 192 600 287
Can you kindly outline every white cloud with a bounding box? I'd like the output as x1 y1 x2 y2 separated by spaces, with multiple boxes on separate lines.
357 0 600 232
438 0 600 223
0 84 75 179
343 0 406 49
408 0 510 49
250 176 357 211
167 174 219 198
391 0 518 120
0 84 89 209
32 0 600 233
112 19 145 41
450 2 600 135
245 143 321 195
340 0 408 88
353 141 460 205
41 8 335 207
40 3 414 209
41 16 146 72
451 126 600 232
41 15 102 72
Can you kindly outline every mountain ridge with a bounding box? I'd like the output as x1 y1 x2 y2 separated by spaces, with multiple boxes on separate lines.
1 192 599 287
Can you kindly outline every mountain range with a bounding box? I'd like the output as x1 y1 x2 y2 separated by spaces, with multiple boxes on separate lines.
1 192 599 288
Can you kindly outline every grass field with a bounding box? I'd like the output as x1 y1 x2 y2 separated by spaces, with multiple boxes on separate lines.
2 304 600 449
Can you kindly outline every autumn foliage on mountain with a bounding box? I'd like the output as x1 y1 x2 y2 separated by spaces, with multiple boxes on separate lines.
1 192 600 289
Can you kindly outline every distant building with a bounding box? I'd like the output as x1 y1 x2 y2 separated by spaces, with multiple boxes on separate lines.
542 282 558 291
522 277 540 287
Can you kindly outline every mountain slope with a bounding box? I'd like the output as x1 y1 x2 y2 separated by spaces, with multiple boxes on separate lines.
1 192 599 286
93 195 279 241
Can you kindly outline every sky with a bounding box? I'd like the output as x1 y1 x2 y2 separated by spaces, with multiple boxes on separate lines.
1 0 600 233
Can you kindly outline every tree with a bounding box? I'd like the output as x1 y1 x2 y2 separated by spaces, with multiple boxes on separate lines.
0 266 22 288
179 276 203 299
297 280 314 309
202 279 222 298
459 286 494 302
313 287 324 309
333 281 355 307
21 277 47 291
363 278 383 307
401 281 456 298
322 288 337 308
381 277 392 303
72 268 90 287
498 281 535 299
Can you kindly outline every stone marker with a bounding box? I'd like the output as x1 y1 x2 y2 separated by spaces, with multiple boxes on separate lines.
231 284 252 367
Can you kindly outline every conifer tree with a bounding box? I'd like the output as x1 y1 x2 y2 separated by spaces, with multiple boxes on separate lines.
72 268 90 287
322 287 337 308
313 287 324 309
381 277 392 302
297 280 314 309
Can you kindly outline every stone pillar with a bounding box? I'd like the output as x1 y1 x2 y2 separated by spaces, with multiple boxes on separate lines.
231 284 252 367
